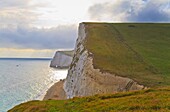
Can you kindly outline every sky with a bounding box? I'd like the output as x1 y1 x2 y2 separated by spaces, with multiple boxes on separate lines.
0 0 170 57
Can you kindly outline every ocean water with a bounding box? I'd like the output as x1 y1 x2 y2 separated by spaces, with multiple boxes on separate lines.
0 58 68 112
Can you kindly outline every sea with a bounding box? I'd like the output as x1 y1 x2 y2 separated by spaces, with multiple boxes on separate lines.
0 58 68 112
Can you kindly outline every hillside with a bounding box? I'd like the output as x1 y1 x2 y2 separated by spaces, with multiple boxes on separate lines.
9 87 170 112
85 23 170 87
9 23 170 111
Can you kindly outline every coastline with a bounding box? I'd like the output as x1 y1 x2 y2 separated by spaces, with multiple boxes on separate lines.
36 81 57 100
43 79 66 100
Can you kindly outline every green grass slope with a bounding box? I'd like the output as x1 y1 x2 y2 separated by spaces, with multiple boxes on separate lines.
9 87 170 112
85 23 170 87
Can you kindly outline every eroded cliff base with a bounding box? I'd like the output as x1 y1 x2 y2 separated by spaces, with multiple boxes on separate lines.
43 80 66 100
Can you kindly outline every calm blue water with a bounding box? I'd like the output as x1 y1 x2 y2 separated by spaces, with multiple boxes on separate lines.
0 58 68 112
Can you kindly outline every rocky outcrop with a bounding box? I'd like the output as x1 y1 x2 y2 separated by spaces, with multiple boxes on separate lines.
50 51 74 68
64 23 146 99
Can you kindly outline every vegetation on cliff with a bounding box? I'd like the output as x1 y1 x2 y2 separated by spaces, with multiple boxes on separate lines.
85 23 170 87
9 87 170 112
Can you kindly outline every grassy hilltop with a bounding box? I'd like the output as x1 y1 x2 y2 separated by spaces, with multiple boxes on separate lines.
9 23 170 111
85 23 170 87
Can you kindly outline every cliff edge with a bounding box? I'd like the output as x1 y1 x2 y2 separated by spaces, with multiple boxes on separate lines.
64 23 147 98
50 51 74 68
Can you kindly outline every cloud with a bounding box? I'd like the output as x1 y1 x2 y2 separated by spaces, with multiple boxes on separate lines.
0 0 30 8
0 25 77 49
0 0 43 27
1 0 170 52
88 0 170 22
0 0 78 50
0 9 38 26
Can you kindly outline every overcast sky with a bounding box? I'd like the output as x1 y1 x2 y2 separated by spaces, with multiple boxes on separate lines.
0 0 170 57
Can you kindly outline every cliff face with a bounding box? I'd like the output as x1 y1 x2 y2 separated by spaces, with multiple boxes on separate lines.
64 23 145 98
50 51 73 68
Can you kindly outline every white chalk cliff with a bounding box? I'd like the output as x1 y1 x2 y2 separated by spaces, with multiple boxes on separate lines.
64 23 145 99
50 51 73 68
